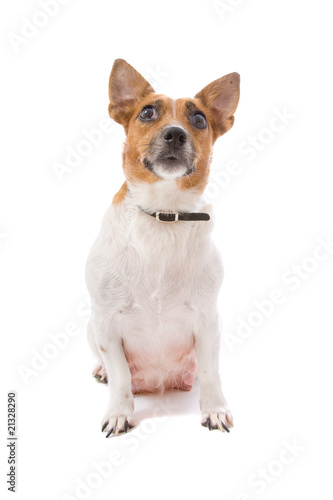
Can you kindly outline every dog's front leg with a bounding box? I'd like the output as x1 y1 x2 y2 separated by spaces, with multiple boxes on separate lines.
95 315 134 437
195 313 233 432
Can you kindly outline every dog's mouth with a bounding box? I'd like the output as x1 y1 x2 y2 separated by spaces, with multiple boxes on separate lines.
143 155 195 179
143 152 195 179
159 154 185 167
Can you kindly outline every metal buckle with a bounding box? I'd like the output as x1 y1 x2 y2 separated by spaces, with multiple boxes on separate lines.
155 211 179 222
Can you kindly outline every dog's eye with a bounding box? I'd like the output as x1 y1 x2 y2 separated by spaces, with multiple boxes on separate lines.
192 112 207 129
139 106 157 121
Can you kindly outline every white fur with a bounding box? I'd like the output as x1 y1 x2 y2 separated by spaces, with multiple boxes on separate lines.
153 163 188 180
86 179 232 434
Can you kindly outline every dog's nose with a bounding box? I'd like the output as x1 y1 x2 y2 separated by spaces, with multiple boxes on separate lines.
162 126 187 149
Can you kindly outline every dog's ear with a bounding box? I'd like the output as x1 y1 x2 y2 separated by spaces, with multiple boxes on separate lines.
195 73 240 139
108 59 155 130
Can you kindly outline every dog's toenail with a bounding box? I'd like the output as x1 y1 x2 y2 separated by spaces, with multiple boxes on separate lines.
106 427 114 438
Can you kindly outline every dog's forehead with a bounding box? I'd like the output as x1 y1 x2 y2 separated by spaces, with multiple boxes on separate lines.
136 94 200 119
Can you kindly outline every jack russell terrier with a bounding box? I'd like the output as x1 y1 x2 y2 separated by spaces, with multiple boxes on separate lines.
86 59 240 437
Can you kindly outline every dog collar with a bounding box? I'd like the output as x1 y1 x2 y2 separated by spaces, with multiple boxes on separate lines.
138 207 210 222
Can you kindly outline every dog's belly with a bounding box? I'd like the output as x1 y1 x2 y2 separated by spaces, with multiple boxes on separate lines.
123 339 197 394
117 292 198 394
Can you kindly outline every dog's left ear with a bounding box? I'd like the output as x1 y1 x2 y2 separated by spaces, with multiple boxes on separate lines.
195 72 240 139
108 59 155 130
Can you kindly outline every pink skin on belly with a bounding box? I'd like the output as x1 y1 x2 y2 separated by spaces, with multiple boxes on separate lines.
123 343 197 394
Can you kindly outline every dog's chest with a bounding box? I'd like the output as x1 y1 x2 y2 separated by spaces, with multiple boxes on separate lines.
87 204 222 334
114 217 208 315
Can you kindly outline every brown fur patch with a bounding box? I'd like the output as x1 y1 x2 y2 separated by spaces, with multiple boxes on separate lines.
123 94 174 184
112 182 128 205
99 345 107 353
122 94 215 193
175 98 214 192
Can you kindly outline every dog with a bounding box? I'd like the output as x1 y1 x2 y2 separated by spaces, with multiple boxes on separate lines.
86 59 240 436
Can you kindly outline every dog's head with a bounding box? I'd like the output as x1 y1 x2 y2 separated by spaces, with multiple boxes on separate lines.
108 59 240 194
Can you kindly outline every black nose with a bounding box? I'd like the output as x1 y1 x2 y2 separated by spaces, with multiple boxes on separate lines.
162 126 187 149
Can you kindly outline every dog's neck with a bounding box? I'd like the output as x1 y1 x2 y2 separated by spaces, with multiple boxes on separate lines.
126 179 205 214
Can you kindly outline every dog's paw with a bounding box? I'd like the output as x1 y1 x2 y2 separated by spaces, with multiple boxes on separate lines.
101 414 135 437
201 409 233 433
92 364 108 384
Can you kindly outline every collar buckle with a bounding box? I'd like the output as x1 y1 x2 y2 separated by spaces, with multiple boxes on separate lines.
156 211 179 222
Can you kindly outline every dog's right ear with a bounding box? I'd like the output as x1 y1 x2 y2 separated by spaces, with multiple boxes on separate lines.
108 59 155 130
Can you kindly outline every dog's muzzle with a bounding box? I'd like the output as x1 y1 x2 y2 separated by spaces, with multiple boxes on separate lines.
143 125 196 178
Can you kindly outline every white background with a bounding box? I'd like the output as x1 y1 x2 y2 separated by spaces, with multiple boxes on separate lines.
1 0 333 499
